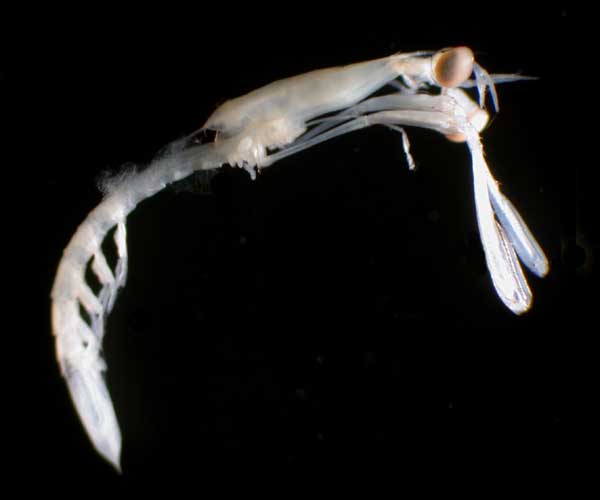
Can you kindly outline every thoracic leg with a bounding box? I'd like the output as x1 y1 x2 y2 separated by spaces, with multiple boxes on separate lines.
263 106 462 168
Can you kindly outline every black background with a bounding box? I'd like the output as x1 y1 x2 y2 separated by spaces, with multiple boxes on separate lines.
5 5 582 493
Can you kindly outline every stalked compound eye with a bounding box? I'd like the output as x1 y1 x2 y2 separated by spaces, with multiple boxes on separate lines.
432 47 474 88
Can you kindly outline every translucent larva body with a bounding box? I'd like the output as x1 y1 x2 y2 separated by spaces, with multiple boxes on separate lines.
203 47 478 169
50 46 547 471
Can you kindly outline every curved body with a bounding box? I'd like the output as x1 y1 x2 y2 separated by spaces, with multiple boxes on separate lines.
51 47 547 471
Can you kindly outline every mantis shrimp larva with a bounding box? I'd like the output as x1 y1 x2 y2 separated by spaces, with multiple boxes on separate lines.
50 46 548 470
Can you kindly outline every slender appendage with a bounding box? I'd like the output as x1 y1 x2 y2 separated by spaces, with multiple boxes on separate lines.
488 185 549 277
473 63 500 111
396 126 416 171
263 94 466 167
463 130 534 313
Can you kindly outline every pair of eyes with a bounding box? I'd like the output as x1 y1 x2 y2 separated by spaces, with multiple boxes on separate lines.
432 46 475 88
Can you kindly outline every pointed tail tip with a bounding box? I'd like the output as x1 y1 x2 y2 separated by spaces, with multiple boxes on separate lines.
113 460 122 475
94 434 122 474
102 448 122 474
